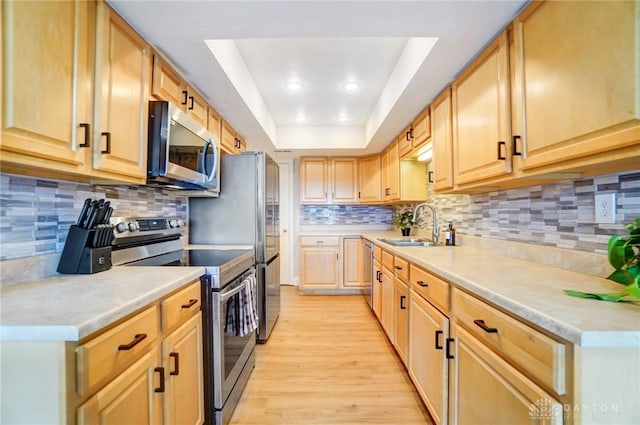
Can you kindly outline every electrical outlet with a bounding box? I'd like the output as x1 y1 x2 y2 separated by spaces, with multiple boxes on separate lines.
594 193 616 224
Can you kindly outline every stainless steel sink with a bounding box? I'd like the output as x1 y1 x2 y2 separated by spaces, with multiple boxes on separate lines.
378 238 436 247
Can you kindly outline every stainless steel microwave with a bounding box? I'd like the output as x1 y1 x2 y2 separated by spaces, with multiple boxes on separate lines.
147 101 220 194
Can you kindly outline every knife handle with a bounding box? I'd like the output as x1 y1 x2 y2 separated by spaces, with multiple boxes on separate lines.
77 198 92 226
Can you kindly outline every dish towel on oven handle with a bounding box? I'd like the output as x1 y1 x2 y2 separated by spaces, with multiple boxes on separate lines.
239 274 259 337
224 274 259 337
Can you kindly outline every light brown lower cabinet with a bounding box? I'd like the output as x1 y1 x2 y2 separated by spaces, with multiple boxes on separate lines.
449 324 563 425
409 289 449 425
392 278 410 364
380 265 394 339
372 259 383 320
77 347 164 425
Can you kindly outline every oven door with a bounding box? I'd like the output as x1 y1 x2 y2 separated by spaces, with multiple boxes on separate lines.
212 271 257 409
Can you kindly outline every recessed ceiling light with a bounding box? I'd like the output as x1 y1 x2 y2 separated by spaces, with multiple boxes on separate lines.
341 81 359 91
287 81 303 91
296 113 306 122
338 114 349 122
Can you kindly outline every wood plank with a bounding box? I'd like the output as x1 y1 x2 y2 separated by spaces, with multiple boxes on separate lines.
230 286 433 425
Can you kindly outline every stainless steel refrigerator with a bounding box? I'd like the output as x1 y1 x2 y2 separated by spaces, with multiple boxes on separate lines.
189 151 280 343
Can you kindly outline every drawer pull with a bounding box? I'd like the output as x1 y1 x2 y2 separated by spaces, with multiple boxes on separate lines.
316 241 324 244
435 330 443 350
117 333 147 351
400 295 406 310
395 266 403 270
474 319 499 334
154 367 165 393
417 280 429 287
181 298 198 309
376 271 382 283
445 337 455 359
169 352 180 376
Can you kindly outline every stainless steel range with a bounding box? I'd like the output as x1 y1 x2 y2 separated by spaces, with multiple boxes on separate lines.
111 216 256 425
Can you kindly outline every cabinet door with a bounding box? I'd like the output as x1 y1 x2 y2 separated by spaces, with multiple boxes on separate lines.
431 88 454 192
163 312 204 425
185 87 208 128
207 107 222 145
300 157 329 204
78 347 163 425
372 259 383 320
380 266 394 338
93 3 149 180
151 55 183 106
393 278 410 365
514 1 640 171
411 109 431 153
1 1 91 167
398 125 413 158
386 140 400 201
452 32 511 185
331 158 358 203
342 238 361 287
300 247 339 288
220 120 236 154
409 291 449 425
449 325 563 425
358 155 381 203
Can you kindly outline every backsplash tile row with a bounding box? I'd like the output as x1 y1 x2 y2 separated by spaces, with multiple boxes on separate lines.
0 174 188 261
396 171 640 254
300 205 393 225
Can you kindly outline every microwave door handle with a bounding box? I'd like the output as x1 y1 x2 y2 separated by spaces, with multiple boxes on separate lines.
220 280 248 303
202 139 217 182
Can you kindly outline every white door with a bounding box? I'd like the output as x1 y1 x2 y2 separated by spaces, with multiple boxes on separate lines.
277 160 294 285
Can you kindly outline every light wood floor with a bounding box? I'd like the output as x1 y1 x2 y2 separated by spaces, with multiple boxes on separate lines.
229 286 434 425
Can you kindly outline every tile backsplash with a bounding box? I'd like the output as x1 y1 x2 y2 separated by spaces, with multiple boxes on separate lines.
300 204 393 225
398 171 640 254
0 173 188 261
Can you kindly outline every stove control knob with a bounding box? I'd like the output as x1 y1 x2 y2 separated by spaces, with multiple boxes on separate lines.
169 219 178 228
116 222 128 233
176 219 184 228
128 222 139 232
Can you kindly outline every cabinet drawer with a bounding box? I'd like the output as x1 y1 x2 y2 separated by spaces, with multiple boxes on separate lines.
382 249 394 271
409 264 450 313
76 305 159 396
393 256 409 282
373 245 382 260
300 236 340 246
161 280 201 333
452 288 566 395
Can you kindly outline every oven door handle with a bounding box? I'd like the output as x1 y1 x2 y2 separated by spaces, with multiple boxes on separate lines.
220 280 248 303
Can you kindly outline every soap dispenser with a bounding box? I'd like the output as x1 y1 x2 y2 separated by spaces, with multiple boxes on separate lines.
445 221 456 246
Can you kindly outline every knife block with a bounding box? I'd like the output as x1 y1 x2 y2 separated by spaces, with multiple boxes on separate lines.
57 225 112 274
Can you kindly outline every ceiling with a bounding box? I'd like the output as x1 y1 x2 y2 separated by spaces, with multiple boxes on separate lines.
108 0 528 160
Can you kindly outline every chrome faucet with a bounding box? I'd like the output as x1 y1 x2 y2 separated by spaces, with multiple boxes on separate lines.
413 203 440 244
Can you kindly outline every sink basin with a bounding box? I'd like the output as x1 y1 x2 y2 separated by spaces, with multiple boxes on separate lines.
378 238 436 247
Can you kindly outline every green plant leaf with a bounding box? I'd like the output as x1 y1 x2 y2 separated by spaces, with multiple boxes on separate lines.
607 269 635 286
563 289 629 302
624 277 640 299
608 236 627 269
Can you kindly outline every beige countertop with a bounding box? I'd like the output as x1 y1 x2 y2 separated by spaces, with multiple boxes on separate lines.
361 231 640 347
0 266 205 342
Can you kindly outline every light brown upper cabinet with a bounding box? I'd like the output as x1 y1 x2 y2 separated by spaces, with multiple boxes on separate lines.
207 107 222 144
331 158 359 203
452 31 511 186
512 0 640 172
300 157 358 204
220 119 246 155
398 124 413 158
400 108 431 160
300 157 329 204
152 55 207 128
382 140 400 202
93 2 150 181
358 154 382 203
431 88 454 192
1 0 93 174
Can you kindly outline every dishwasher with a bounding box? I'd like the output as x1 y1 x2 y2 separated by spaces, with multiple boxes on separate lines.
361 239 374 308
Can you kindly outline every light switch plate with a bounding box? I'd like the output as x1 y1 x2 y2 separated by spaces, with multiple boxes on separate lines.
595 193 616 224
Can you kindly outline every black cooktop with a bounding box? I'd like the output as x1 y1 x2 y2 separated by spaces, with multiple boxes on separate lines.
127 249 253 268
